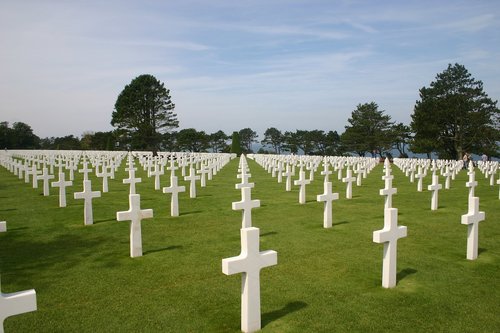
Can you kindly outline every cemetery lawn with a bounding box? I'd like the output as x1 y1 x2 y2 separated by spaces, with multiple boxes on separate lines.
1 158 499 332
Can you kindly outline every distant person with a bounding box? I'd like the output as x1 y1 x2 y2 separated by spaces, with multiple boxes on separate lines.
462 152 469 169
482 153 488 162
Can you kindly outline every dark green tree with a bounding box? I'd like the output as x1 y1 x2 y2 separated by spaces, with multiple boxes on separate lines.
209 130 229 152
239 128 258 153
176 128 209 152
261 127 284 154
230 131 242 156
111 74 178 153
389 123 411 157
0 122 13 148
11 122 39 149
411 63 499 159
342 102 393 157
282 131 300 154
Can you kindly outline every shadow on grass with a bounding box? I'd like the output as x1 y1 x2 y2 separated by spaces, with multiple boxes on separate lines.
478 248 487 255
0 208 17 212
397 268 417 284
95 217 116 223
332 221 348 227
144 245 183 255
262 301 308 328
261 231 278 237
180 210 203 216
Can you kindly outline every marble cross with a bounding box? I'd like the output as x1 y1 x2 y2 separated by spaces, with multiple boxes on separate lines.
74 180 101 225
282 164 293 192
116 194 153 258
427 174 442 211
222 227 277 333
294 168 311 204
123 168 142 195
316 181 339 228
0 277 37 332
461 196 485 260
233 187 260 228
380 159 397 209
78 161 92 181
163 175 186 217
37 167 54 196
373 208 407 288
51 172 73 207
184 166 200 198
342 167 356 199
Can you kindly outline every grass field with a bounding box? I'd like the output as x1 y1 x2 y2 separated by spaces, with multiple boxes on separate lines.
0 156 499 332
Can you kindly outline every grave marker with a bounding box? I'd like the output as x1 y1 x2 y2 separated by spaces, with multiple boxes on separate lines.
117 194 153 258
0 277 37 331
316 182 339 228
74 180 101 225
222 227 277 333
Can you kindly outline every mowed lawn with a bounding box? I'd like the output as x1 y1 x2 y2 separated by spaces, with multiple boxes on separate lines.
0 156 499 332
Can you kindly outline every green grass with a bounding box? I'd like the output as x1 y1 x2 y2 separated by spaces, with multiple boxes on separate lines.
0 157 499 332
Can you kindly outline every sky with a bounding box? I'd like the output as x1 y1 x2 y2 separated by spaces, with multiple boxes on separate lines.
1 0 500 139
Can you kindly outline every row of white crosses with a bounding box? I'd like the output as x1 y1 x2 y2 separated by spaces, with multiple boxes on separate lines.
0 153 38 331
395 157 489 260
373 158 407 288
223 155 277 333
252 154 377 203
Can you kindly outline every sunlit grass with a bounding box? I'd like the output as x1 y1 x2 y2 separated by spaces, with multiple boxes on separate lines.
0 157 498 332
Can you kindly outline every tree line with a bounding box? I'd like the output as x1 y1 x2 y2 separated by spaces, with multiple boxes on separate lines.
2 64 498 159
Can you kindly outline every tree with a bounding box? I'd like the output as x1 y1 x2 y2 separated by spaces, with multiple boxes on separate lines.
111 74 178 153
176 128 209 152
230 131 242 156
261 127 284 154
389 123 411 157
239 128 258 153
0 122 13 148
411 63 499 159
342 102 393 157
11 122 39 149
282 131 300 154
209 130 229 153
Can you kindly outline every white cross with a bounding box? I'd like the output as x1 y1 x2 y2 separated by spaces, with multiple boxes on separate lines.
149 163 164 190
197 165 209 187
222 227 277 333
167 157 178 180
442 166 453 189
30 165 40 188
96 164 113 193
0 221 6 232
74 180 101 225
380 160 397 209
466 167 477 200
461 197 485 260
294 169 311 204
232 187 260 228
320 160 332 183
184 166 200 198
51 172 73 207
373 208 407 288
236 171 254 190
79 161 92 181
0 278 37 331
37 167 54 196
276 162 284 183
497 177 500 200
163 175 186 217
415 166 425 192
427 174 442 210
342 167 356 199
117 194 154 258
282 164 293 192
316 181 339 228
123 168 142 195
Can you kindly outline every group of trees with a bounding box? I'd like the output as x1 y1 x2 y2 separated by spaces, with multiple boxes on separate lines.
3 64 498 158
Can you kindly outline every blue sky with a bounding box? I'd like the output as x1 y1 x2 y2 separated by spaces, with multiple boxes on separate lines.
1 0 499 139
